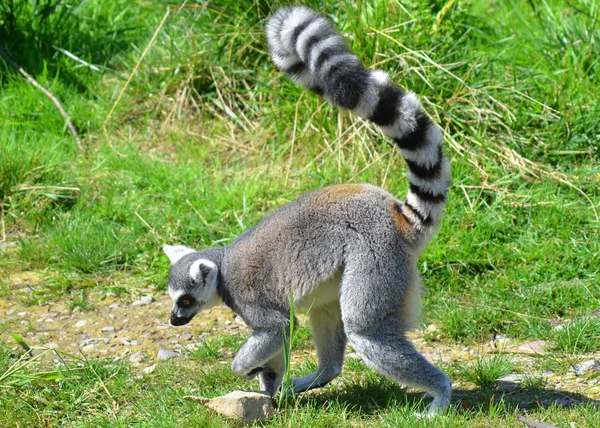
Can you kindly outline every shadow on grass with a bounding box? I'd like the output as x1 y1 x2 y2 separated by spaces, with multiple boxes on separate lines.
289 380 600 416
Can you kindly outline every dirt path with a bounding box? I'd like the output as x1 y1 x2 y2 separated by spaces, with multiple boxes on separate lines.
2 275 599 404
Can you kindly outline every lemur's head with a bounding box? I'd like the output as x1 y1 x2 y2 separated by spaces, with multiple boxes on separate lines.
163 245 220 326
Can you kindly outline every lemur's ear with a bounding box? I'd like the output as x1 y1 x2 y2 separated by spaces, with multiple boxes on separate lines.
163 244 196 265
189 259 218 285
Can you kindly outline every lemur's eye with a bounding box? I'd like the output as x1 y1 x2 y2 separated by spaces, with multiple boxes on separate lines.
178 295 195 308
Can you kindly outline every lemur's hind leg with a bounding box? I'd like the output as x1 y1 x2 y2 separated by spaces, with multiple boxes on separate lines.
340 260 451 416
292 302 346 393
346 322 451 415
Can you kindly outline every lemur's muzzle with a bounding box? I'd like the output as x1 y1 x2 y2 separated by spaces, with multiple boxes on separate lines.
170 312 192 326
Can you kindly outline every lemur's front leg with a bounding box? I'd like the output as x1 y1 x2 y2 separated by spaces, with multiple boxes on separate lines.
258 350 285 396
231 307 291 396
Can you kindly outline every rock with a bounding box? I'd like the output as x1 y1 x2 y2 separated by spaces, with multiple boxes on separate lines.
184 391 274 424
80 338 110 346
101 326 115 332
495 335 512 344
116 337 131 345
425 324 438 333
129 351 147 363
572 359 600 376
74 320 87 328
497 374 529 392
542 370 555 378
44 342 59 349
109 303 120 310
143 364 157 374
157 349 180 360
131 296 153 308
180 333 192 340
517 340 551 355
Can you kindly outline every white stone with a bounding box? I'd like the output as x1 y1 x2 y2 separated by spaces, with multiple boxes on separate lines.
517 340 551 355
497 374 529 392
74 320 87 328
131 296 154 307
143 364 157 374
157 349 180 360
572 359 600 376
129 351 147 363
184 391 274 424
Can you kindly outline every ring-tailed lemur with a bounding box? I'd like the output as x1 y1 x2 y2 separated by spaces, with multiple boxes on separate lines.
163 6 452 415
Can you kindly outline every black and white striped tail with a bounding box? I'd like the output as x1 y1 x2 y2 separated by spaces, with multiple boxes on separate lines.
266 6 451 240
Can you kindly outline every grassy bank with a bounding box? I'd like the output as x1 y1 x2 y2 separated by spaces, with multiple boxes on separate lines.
1 0 599 425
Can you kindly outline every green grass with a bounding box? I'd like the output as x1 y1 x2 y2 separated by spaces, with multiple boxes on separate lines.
1 0 599 425
454 354 515 392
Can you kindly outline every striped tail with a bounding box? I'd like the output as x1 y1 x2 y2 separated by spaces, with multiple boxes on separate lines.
266 6 451 242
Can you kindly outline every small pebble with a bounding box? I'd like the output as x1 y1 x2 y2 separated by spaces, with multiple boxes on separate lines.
74 320 87 328
129 351 147 363
572 359 600 376
131 296 153 308
157 349 181 360
143 364 157 374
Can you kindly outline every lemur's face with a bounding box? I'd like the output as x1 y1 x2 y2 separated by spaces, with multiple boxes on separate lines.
163 245 219 326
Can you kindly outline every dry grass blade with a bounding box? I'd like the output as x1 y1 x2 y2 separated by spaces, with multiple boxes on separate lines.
0 47 83 151
105 8 171 123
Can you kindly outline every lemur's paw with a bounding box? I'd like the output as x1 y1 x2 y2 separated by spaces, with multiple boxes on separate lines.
290 373 322 393
245 366 266 379
231 362 266 380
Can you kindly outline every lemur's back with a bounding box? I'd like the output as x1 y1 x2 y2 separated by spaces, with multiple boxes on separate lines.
224 184 415 307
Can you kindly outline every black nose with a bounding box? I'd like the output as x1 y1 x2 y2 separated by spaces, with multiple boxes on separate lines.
170 313 191 326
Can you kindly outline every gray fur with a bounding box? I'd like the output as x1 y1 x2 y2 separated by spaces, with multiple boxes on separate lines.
164 6 452 416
